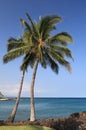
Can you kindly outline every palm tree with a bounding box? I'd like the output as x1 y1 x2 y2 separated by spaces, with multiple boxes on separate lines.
3 38 26 122
20 14 73 121
3 35 35 122
3 13 73 122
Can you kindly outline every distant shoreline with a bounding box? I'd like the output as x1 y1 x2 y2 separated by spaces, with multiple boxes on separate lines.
0 98 9 101
0 98 16 101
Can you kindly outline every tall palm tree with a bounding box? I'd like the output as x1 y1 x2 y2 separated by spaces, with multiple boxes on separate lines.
3 13 73 122
20 13 73 121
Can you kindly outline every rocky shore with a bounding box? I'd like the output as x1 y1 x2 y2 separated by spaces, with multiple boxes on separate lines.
0 112 86 130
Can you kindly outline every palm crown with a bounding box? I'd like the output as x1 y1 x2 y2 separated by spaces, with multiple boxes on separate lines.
3 13 73 73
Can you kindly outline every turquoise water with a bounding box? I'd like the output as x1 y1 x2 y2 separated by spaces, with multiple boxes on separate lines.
0 98 86 121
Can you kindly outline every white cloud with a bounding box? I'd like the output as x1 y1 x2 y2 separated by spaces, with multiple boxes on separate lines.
0 82 29 97
0 84 17 97
0 82 45 97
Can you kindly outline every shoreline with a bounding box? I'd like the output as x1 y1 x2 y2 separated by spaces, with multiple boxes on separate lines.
0 98 9 101
0 98 16 101
0 112 86 129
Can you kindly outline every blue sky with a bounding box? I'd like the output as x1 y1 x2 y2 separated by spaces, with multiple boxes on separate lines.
0 0 86 97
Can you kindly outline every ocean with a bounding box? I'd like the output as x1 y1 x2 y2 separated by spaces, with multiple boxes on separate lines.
0 98 86 121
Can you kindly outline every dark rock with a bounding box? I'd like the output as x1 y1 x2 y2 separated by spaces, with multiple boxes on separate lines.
0 112 86 130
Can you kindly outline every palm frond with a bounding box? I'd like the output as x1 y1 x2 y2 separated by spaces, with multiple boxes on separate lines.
23 31 34 46
39 15 62 40
47 32 73 46
49 45 73 59
47 48 72 73
26 13 38 37
37 46 47 68
20 18 32 34
3 45 31 63
33 21 40 38
45 52 59 74
56 32 73 43
20 53 36 71
7 37 25 51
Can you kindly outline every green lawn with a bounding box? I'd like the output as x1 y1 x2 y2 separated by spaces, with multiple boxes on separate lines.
0 125 54 130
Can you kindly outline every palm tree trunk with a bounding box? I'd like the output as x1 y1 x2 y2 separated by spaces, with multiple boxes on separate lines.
30 60 39 121
7 69 25 122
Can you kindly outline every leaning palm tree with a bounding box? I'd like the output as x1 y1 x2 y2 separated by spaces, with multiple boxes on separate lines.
3 38 24 122
20 13 73 121
3 34 35 122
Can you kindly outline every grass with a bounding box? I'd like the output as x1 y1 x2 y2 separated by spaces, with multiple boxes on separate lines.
0 125 54 130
